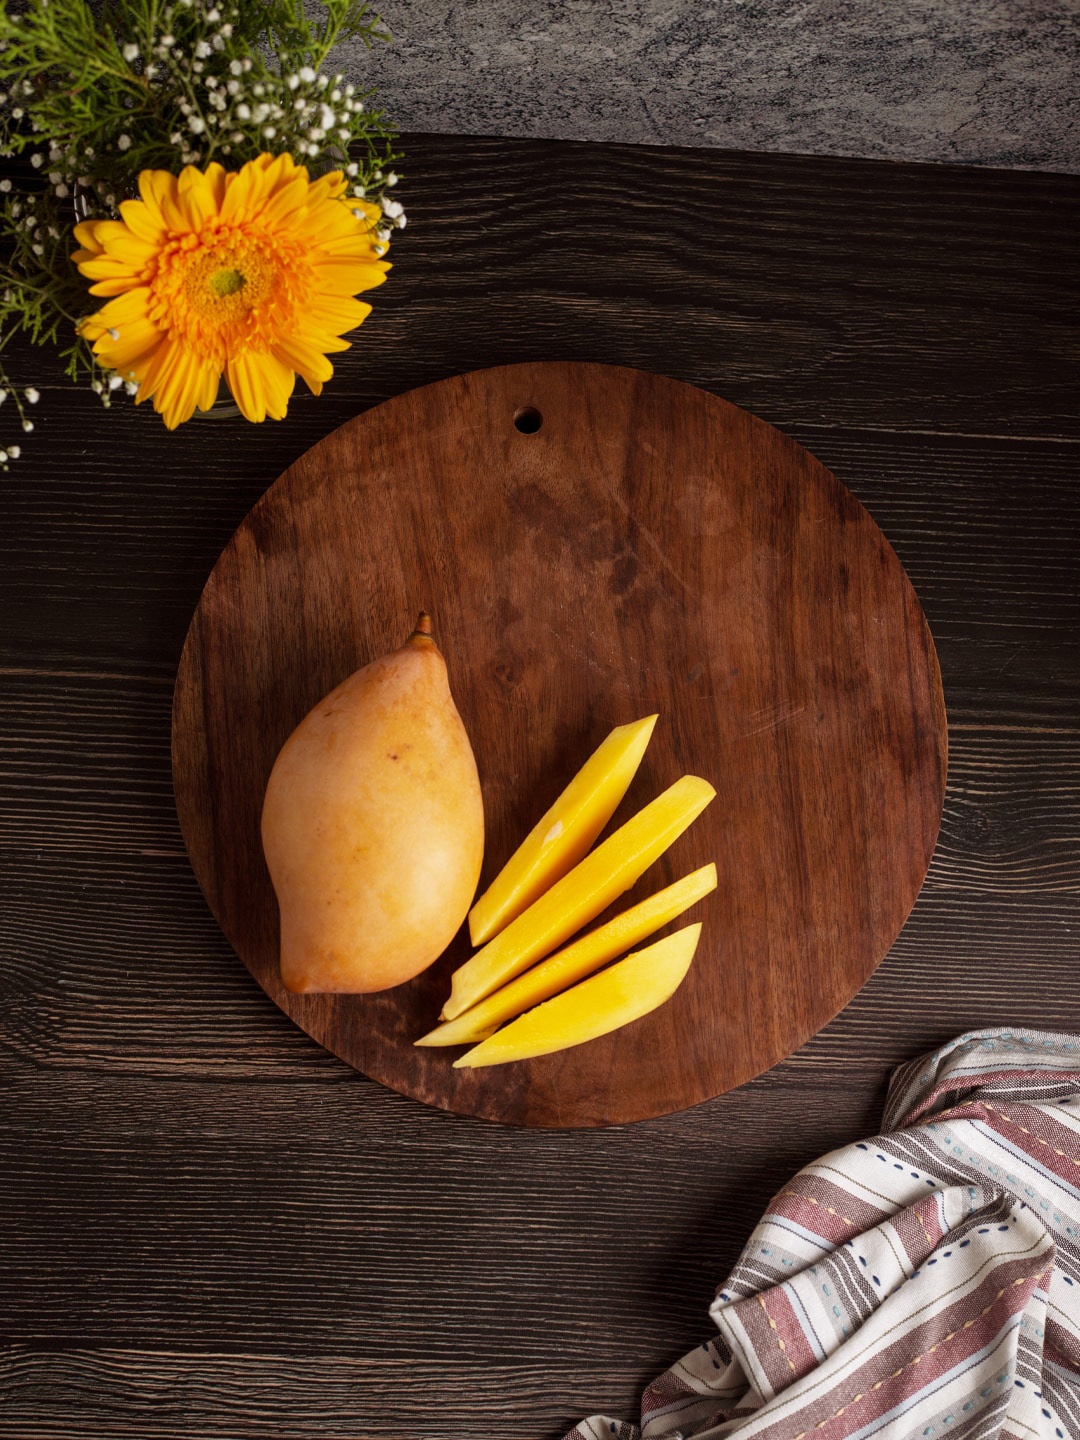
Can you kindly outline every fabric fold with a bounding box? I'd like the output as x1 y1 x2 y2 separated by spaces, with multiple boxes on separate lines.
565 1028 1080 1440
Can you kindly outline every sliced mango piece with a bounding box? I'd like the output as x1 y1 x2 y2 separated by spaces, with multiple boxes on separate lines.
442 774 715 1019
454 923 702 1067
469 714 657 946
419 863 716 1046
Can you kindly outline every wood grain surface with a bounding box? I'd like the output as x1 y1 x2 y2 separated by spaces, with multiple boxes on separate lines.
2 134 1078 1437
172 363 947 1125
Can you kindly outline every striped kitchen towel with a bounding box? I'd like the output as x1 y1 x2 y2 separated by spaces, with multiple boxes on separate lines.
566 1027 1080 1440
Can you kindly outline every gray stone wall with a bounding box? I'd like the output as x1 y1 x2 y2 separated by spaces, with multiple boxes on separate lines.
339 0 1079 172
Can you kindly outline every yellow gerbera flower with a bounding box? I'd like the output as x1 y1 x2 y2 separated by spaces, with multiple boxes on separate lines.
73 153 390 428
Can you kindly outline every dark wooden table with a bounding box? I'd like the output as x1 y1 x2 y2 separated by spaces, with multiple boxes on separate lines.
3 133 1078 1439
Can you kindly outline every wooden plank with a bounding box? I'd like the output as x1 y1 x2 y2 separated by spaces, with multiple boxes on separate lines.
1 132 1078 1434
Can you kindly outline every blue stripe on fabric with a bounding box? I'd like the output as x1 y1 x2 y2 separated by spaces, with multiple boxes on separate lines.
785 1283 829 1364
761 1215 849 1251
970 1121 1080 1204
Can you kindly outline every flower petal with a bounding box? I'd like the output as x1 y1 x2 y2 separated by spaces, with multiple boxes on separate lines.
118 198 168 245
92 313 164 371
139 169 187 232
177 165 221 230
271 333 336 394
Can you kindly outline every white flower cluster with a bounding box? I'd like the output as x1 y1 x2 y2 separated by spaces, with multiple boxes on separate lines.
1 185 62 265
4 0 404 228
0 380 35 466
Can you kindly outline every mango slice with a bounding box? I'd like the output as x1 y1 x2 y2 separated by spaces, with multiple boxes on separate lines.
419 863 716 1046
454 923 702 1067
468 714 657 946
442 774 715 1019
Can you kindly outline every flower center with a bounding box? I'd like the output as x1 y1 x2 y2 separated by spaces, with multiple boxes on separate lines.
209 267 246 298
143 222 312 365
180 241 275 326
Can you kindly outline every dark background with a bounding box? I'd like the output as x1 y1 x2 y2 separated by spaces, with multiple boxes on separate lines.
3 134 1079 1437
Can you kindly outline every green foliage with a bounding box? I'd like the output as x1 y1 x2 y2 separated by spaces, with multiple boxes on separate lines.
0 0 403 450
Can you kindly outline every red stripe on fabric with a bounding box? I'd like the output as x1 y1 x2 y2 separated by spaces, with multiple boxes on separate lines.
768 1287 822 1387
722 1285 823 1397
901 1070 1080 1125
1046 1320 1080 1372
766 1177 890 1246
929 1100 1080 1185
745 1255 1051 1440
892 1193 947 1266
640 1369 698 1417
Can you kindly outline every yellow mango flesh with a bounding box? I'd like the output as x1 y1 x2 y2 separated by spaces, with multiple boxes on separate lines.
468 714 657 945
442 774 715 1019
454 923 702 1067
419 863 716 1046
261 618 484 994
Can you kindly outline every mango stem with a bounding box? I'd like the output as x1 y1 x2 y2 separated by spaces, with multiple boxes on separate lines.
408 611 435 646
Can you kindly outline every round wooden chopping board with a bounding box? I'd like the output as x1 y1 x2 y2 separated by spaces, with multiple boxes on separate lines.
172 362 947 1126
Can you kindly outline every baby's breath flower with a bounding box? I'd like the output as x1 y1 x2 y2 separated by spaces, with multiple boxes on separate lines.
25 387 40 404
0 0 402 420
22 419 34 432
8 444 19 457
